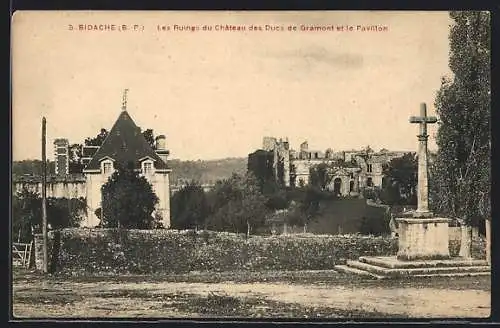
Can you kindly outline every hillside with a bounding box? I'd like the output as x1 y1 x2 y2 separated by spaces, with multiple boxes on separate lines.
12 158 248 184
167 157 247 185
12 160 56 177
307 198 387 235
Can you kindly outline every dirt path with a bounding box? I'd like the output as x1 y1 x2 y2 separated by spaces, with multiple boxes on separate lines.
13 278 490 318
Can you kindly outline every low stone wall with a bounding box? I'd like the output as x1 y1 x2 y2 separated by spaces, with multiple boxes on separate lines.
34 228 485 275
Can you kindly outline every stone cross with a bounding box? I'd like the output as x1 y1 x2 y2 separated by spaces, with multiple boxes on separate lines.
409 103 437 217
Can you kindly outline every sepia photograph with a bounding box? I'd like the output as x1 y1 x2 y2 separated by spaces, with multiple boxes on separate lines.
11 10 491 320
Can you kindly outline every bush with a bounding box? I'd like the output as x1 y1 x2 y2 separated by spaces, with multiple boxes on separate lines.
362 187 380 201
358 215 390 236
47 228 399 275
42 228 487 275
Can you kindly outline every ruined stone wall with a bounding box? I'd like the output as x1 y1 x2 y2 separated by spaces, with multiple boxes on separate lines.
13 180 86 199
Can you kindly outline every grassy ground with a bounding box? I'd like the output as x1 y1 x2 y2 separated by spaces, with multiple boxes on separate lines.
307 198 386 235
12 267 491 319
13 268 491 291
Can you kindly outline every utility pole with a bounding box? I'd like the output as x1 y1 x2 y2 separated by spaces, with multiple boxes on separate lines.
41 117 48 273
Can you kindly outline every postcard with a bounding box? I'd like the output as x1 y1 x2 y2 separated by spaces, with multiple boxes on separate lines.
11 10 491 320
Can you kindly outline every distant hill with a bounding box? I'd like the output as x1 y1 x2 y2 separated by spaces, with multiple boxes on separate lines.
12 157 248 185
167 157 247 185
12 160 56 178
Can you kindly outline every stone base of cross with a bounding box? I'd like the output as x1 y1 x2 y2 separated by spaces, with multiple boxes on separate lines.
396 215 451 260
412 210 434 218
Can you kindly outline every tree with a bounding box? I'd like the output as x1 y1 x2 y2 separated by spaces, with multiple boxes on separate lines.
297 186 324 232
289 164 297 187
12 187 85 242
142 129 156 149
381 153 418 205
431 11 490 258
247 150 275 191
265 191 289 211
84 128 109 146
68 144 84 173
379 180 401 206
46 197 86 229
101 162 159 229
309 163 334 191
284 185 327 233
12 188 42 243
171 181 209 230
66 129 109 173
205 173 269 236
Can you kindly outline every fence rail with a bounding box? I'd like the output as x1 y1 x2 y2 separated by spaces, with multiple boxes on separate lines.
12 242 32 268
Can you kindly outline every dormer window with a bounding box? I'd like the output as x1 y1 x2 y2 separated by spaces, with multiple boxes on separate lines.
140 157 155 176
103 162 113 174
100 157 115 176
143 162 153 175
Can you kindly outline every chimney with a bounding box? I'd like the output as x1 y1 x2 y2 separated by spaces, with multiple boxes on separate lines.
54 138 69 176
155 135 169 164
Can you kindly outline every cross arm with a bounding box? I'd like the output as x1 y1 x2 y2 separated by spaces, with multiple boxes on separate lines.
409 116 438 123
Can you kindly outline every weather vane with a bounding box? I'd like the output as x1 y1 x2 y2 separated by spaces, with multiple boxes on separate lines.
122 88 129 111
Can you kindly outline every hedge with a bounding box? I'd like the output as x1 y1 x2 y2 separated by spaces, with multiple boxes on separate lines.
42 228 486 275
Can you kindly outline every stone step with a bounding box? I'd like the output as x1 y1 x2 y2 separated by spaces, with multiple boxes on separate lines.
411 272 491 278
333 265 386 280
358 256 489 269
346 260 490 277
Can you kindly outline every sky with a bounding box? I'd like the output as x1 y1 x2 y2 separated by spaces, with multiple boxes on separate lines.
12 11 453 161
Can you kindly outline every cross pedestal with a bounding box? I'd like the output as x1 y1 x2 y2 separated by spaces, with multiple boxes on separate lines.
396 215 451 260
396 103 451 261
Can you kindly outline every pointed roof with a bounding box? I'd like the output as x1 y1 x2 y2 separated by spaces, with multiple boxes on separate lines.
84 111 168 171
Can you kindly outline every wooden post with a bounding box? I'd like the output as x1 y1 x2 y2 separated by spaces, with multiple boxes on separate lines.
27 241 33 269
41 117 48 273
486 218 491 265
